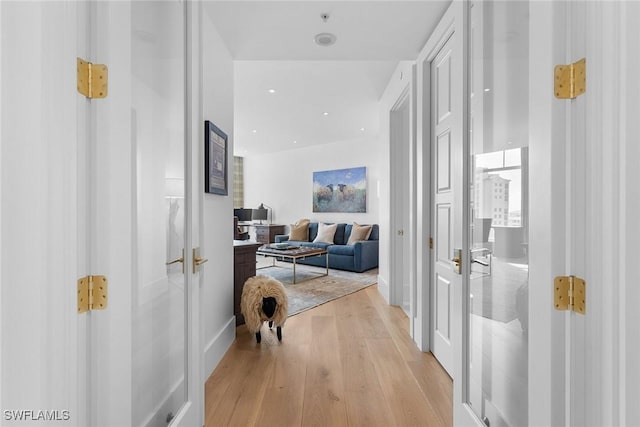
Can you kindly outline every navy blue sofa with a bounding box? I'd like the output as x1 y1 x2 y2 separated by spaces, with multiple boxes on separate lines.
274 222 379 273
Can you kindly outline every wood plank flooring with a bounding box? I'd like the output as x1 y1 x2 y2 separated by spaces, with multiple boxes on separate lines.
204 285 453 427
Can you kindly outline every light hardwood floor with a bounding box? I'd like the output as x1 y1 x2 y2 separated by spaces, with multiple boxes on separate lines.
205 285 453 427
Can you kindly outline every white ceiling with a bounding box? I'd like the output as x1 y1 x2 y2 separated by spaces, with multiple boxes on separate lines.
204 1 451 156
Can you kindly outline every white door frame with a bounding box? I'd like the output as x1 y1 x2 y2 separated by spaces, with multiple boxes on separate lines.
415 1 458 354
0 2 85 425
414 0 463 380
608 3 640 422
91 1 134 424
389 83 417 334
527 1 573 425
571 1 640 424
174 1 204 425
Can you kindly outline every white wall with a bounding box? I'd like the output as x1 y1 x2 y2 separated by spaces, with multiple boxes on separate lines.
377 61 415 302
242 136 381 228
201 12 235 379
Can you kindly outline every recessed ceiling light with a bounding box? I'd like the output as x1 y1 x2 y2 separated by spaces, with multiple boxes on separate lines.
267 89 276 94
322 112 329 116
252 129 257 133
484 88 491 92
293 140 298 144
314 32 336 47
360 127 365 132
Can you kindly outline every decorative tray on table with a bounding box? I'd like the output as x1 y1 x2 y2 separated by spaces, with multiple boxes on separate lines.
268 243 300 250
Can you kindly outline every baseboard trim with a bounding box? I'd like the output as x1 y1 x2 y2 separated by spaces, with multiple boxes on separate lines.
377 274 390 303
203 316 236 381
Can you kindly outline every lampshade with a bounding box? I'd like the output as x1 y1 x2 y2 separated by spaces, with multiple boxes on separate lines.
252 206 268 221
165 177 184 199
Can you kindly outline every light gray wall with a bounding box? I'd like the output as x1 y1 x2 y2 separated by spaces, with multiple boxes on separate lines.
201 12 235 379
242 137 381 229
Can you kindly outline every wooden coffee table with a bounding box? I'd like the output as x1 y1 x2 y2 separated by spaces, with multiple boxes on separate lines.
256 245 329 284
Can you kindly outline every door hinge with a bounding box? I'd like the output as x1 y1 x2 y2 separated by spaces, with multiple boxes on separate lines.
78 275 108 313
554 275 586 314
429 237 433 249
77 57 108 99
554 58 586 99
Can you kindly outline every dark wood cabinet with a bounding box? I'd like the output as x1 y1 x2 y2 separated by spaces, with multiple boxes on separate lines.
233 241 262 326
253 224 285 244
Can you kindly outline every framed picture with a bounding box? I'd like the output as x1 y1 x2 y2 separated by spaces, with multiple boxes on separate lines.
204 120 228 195
313 166 367 213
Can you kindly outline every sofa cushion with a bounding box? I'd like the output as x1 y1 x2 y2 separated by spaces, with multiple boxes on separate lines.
313 223 337 243
333 223 347 244
289 219 310 241
346 222 373 244
328 244 355 256
308 222 347 243
299 241 332 250
308 222 318 241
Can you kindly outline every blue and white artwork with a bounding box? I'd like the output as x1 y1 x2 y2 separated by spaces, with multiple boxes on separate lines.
313 167 366 213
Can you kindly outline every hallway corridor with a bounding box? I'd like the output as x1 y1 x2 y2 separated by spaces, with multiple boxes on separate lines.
205 285 452 426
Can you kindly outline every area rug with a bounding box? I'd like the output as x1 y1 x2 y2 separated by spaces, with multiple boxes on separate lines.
257 265 378 316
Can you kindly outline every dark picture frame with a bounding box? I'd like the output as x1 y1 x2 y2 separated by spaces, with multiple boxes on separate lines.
204 120 228 195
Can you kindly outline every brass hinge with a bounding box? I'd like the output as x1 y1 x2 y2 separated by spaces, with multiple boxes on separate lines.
78 275 108 313
429 237 433 249
554 275 586 314
554 58 586 99
77 57 108 99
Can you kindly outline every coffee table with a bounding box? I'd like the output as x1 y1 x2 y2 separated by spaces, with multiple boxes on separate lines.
256 245 329 284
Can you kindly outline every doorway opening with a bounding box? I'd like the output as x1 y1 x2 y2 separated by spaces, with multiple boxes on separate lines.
389 87 414 319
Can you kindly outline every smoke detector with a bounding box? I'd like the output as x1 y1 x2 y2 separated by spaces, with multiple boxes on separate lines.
314 13 336 46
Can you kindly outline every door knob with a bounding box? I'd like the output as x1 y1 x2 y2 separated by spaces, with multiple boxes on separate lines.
166 256 184 265
166 249 185 273
451 248 462 274
192 247 208 274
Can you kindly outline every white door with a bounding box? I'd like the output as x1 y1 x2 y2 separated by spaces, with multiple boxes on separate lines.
90 1 200 425
1 2 202 426
464 2 532 424
455 0 574 425
430 31 458 378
